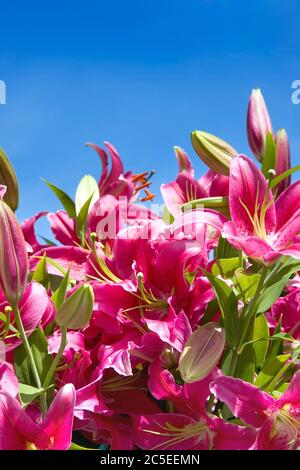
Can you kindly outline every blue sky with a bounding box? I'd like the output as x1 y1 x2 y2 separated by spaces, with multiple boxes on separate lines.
0 0 299 238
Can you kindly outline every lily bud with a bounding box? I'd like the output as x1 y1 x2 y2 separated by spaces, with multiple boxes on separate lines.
178 322 225 383
56 284 94 329
191 131 237 175
0 148 19 211
0 185 28 305
181 196 229 217
247 89 274 162
275 129 291 195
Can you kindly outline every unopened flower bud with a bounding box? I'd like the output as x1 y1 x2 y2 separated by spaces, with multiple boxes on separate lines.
179 322 225 383
247 89 274 162
0 185 28 305
275 129 291 194
191 131 237 175
0 148 19 211
56 284 94 330
182 196 229 217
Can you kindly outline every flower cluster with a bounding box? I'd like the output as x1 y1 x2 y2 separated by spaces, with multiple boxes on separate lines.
0 89 300 450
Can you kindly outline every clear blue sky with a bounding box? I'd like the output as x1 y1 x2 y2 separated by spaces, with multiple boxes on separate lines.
0 0 299 238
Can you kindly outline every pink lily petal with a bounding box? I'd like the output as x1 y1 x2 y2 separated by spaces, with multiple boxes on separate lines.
85 142 109 190
48 331 85 354
93 415 133 450
276 370 300 408
148 356 182 402
0 362 19 397
174 146 194 176
211 375 274 428
48 210 79 246
275 180 300 230
21 211 48 252
273 208 300 251
97 331 141 376
223 221 278 263
29 246 88 280
102 141 124 192
212 417 256 450
41 384 75 450
253 415 295 450
0 391 50 449
229 155 276 235
144 308 192 352
3 282 52 351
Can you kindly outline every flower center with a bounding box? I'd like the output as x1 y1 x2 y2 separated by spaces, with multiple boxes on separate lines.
274 406 300 448
239 186 274 240
143 418 213 450
102 371 144 392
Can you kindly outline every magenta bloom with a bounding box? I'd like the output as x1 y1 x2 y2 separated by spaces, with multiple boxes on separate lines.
223 155 300 264
0 185 29 305
0 384 75 450
211 371 300 450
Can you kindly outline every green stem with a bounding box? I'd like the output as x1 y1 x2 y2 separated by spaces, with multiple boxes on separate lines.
43 327 67 389
12 303 47 416
237 265 269 352
227 265 269 377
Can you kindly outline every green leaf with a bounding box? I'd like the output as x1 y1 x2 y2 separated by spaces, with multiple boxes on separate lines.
253 314 269 368
14 328 54 387
257 276 289 313
204 271 239 347
39 236 57 246
255 354 291 392
215 237 239 259
76 193 94 239
270 164 300 189
43 178 76 219
19 383 54 407
51 269 71 308
201 299 219 324
75 175 99 216
261 132 276 177
266 316 283 361
32 253 49 288
235 346 256 383
162 205 174 224
211 257 240 279
69 442 95 450
264 257 300 288
233 269 260 302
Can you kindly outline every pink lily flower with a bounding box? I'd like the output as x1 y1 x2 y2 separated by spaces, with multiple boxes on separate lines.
0 383 75 450
161 147 212 218
223 154 300 264
211 371 300 450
